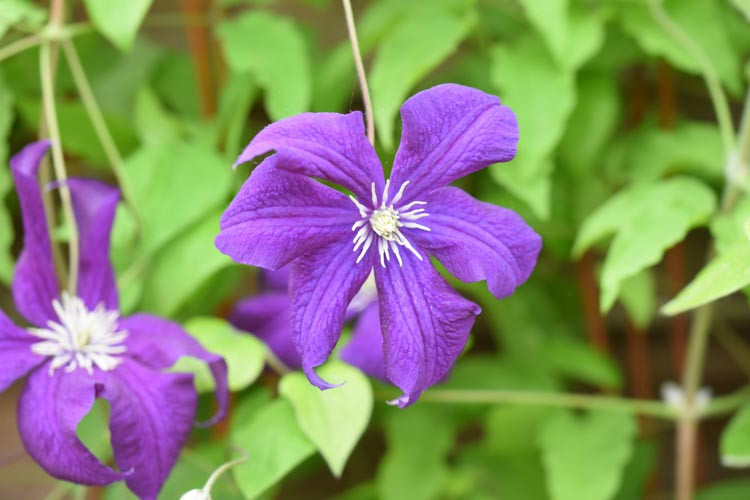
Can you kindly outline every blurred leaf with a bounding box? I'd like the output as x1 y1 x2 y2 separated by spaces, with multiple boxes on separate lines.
377 405 454 500
134 87 183 145
17 98 139 167
231 399 316 499
139 210 233 316
574 177 716 311
0 70 15 283
539 411 636 500
171 317 266 392
517 0 568 65
541 337 622 389
712 196 750 254
152 52 201 118
490 36 576 218
618 270 656 329
618 0 742 94
76 399 112 463
721 404 750 467
698 480 750 500
0 0 45 39
279 361 372 477
613 440 657 500
443 355 559 392
83 0 153 51
731 0 750 23
663 238 750 315
160 444 244 499
216 72 258 157
370 7 474 149
217 11 310 120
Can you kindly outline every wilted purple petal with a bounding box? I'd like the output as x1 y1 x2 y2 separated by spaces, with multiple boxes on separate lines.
390 84 518 199
10 141 59 326
17 366 123 485
235 111 383 200
119 314 228 426
0 309 44 392
412 187 541 299
99 360 196 500
340 301 386 381
290 240 374 389
230 292 300 368
216 157 356 270
67 179 120 311
376 251 480 407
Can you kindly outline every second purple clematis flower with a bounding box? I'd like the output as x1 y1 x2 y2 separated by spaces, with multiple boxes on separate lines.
216 84 541 406
0 142 229 499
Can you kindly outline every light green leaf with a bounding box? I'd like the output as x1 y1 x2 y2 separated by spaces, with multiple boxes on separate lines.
139 210 234 316
618 270 656 329
231 399 316 499
0 71 16 283
541 337 622 389
0 0 46 39
539 411 637 500
721 405 750 467
217 11 310 120
83 0 153 51
279 361 372 477
172 317 266 393
517 0 568 65
377 405 454 500
618 0 742 94
490 36 576 218
133 87 183 145
731 0 750 23
662 238 750 315
370 9 474 149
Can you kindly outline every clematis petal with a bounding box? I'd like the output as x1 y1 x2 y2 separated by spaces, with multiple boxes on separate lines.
290 239 374 389
375 251 480 407
340 301 387 381
411 187 541 299
230 292 300 368
99 360 196 500
234 111 384 200
216 157 356 269
10 140 59 326
119 314 228 427
67 179 120 310
17 366 123 485
263 267 291 291
390 84 518 199
0 308 44 392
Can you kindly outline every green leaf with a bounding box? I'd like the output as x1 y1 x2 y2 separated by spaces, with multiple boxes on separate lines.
0 0 46 39
731 0 750 23
377 405 454 500
217 11 310 120
517 0 568 66
618 0 743 94
231 399 316 499
541 337 622 389
614 440 657 500
539 411 637 500
697 479 750 500
721 404 750 467
489 35 576 218
0 71 15 284
171 317 266 393
662 238 750 315
279 361 372 477
370 8 474 149
573 178 716 311
133 87 183 145
618 270 656 329
83 0 153 51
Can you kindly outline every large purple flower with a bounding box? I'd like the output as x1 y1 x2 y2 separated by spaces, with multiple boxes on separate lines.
0 141 229 499
216 84 541 406
230 268 386 380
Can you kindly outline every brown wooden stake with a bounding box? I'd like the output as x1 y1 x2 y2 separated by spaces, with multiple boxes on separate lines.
575 251 612 356
180 0 216 118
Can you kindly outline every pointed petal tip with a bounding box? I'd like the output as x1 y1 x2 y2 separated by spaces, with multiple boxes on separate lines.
304 365 344 391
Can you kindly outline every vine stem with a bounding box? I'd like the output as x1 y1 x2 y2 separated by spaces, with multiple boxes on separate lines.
342 0 374 146
39 0 80 295
0 35 42 63
61 39 141 226
397 389 678 419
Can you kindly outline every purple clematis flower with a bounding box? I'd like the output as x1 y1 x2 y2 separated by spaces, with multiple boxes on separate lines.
216 84 541 406
229 268 386 381
0 141 229 499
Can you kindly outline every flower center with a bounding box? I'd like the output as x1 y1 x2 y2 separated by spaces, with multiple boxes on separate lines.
348 180 430 267
29 292 128 375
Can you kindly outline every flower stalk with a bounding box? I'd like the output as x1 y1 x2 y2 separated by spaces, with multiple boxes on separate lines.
342 0 375 146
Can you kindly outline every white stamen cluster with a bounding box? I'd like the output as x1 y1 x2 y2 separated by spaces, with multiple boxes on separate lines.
29 292 128 375
349 180 430 267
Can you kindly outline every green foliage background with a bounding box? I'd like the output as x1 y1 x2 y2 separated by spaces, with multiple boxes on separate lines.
2 0 750 498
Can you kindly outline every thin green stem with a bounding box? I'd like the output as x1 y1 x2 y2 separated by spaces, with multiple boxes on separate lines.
0 34 42 63
647 0 736 155
40 41 79 295
701 386 750 418
342 0 374 146
61 39 141 226
394 389 678 419
202 448 248 494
